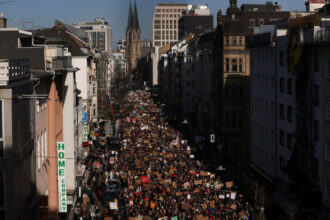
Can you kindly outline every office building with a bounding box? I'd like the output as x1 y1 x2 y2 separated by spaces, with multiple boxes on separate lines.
153 3 189 47
74 18 112 54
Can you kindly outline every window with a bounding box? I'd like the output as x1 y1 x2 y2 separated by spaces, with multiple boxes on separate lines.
239 37 243 46
225 58 230 72
287 78 293 94
314 49 319 72
93 104 96 116
37 135 40 170
36 100 40 112
225 37 229 46
232 37 237 46
280 130 285 146
314 119 319 141
280 51 285 66
287 133 294 149
280 77 285 93
259 19 264 26
239 58 243 72
41 131 44 164
287 106 293 122
250 19 255 27
231 59 237 72
280 104 285 120
313 85 320 106
44 129 47 162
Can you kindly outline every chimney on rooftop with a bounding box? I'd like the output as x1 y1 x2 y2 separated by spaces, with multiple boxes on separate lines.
0 13 7 28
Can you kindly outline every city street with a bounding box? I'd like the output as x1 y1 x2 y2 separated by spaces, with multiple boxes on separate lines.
76 89 252 219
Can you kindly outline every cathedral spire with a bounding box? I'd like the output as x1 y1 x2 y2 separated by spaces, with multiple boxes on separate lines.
132 0 140 31
126 0 133 32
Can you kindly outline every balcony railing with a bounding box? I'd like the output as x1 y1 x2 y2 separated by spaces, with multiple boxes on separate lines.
47 57 72 71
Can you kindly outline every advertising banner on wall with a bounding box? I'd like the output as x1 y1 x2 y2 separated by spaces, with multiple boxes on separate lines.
57 142 67 213
83 122 88 141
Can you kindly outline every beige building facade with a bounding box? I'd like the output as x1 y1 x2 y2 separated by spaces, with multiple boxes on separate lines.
153 4 188 47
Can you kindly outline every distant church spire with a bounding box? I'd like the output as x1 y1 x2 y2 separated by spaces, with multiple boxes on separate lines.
132 0 140 31
126 0 133 32
125 0 142 75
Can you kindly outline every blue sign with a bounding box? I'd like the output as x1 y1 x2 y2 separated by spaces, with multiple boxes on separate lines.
81 112 87 122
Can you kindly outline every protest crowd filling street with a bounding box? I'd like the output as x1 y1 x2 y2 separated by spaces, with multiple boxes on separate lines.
77 90 253 219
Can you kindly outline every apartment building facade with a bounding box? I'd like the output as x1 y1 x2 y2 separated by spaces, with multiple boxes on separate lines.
249 10 330 218
153 3 188 47
74 18 112 54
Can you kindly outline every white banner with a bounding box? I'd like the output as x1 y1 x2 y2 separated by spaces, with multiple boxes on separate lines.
57 142 67 213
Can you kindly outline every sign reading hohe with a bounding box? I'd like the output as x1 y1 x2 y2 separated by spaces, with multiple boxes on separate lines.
57 142 67 213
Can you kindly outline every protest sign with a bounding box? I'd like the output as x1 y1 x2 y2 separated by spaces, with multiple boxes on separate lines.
226 181 233 188
194 180 202 185
196 215 208 220
109 202 118 210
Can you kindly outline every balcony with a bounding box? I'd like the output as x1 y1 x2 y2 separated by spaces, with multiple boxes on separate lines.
0 59 31 86
46 57 72 71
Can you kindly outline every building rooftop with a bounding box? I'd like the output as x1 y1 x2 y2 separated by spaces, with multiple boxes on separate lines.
241 1 282 12
157 3 188 7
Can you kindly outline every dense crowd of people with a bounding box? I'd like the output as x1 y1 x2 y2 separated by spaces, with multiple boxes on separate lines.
76 90 253 220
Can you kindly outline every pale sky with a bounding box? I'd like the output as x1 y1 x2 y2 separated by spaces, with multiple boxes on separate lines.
0 0 307 48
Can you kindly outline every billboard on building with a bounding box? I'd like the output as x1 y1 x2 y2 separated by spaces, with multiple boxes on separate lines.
57 142 67 213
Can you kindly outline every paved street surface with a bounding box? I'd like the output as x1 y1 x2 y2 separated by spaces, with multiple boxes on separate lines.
77 90 253 219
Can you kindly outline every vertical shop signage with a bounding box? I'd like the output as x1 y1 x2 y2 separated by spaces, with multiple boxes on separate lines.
57 142 67 213
83 122 88 141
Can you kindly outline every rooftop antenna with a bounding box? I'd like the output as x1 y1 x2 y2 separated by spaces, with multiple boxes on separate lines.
14 17 18 28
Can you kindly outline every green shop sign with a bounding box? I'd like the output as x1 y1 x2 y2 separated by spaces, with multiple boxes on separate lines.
57 142 67 213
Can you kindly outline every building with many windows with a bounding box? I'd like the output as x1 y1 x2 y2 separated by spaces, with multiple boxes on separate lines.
249 10 330 218
74 18 112 54
178 4 213 40
153 3 189 47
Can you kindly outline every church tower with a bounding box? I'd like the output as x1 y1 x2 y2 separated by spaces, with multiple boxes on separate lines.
126 0 142 75
226 0 240 20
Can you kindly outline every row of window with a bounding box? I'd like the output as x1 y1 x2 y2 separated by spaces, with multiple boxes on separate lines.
224 36 244 46
251 74 275 92
155 8 183 13
253 145 275 169
154 41 176 46
279 104 293 122
37 130 47 170
251 97 275 117
225 58 243 73
279 130 295 149
279 77 293 94
154 25 177 30
249 18 264 27
252 122 275 146
154 34 177 40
